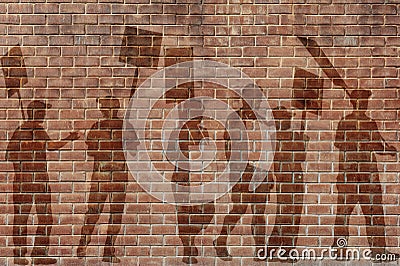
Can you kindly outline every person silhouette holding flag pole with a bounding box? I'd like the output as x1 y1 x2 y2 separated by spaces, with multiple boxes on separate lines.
298 36 399 260
8 101 79 265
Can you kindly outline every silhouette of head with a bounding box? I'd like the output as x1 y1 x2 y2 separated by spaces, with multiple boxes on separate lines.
26 100 51 121
98 97 120 118
272 106 292 131
349 89 371 110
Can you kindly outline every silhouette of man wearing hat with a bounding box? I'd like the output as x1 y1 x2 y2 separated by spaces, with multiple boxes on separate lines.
7 100 79 265
77 97 128 263
333 89 398 260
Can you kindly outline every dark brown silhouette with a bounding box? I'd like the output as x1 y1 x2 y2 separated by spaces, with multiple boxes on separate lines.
77 97 128 263
297 36 349 93
172 119 216 264
333 89 398 259
169 96 215 265
299 36 399 260
7 100 79 265
265 106 307 260
264 68 323 261
1 46 28 120
292 67 324 115
214 97 272 261
119 26 163 98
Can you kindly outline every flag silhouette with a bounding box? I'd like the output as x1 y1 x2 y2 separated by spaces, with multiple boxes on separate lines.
297 36 350 96
119 27 163 98
1 46 27 119
292 68 324 116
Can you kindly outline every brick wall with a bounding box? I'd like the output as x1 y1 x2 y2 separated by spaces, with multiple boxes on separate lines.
0 1 400 265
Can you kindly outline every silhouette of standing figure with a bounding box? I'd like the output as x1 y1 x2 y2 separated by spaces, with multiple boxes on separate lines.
265 106 307 260
333 89 398 260
214 96 273 261
78 97 128 263
8 100 79 265
171 98 216 265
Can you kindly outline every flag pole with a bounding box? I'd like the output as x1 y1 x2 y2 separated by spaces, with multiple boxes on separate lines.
297 36 351 98
17 89 24 120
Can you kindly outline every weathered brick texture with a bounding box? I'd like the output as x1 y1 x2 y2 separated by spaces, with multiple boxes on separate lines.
0 1 399 265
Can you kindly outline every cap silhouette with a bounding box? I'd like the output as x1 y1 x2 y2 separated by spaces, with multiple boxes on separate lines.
349 89 371 99
349 89 371 110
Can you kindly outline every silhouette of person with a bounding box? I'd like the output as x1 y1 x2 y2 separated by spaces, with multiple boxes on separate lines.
214 96 273 261
77 97 128 263
171 98 216 265
7 100 79 265
333 89 398 259
264 106 307 261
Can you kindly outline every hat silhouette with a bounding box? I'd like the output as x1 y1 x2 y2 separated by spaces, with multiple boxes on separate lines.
349 89 371 99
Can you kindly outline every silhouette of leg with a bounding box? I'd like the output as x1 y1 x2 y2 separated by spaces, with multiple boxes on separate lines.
362 203 386 254
267 193 286 251
32 194 53 256
289 188 304 250
32 193 57 265
333 192 355 261
360 188 388 256
291 204 303 248
177 206 201 264
13 191 31 265
78 187 107 257
251 200 267 246
362 197 399 261
177 203 214 264
251 200 267 261
103 191 125 263
214 202 247 260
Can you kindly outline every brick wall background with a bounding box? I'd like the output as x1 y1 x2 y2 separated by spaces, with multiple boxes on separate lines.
0 0 400 265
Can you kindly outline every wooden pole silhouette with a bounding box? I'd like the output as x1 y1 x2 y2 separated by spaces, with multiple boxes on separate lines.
297 36 351 98
297 36 395 153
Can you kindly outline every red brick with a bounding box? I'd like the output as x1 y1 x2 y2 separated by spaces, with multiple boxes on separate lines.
34 3 59 13
1 2 400 263
230 36 255 46
8 4 32 14
73 14 98 24
47 15 72 25
21 15 45 25
60 4 85 13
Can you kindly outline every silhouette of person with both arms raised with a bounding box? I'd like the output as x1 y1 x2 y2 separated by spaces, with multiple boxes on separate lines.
8 100 79 265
